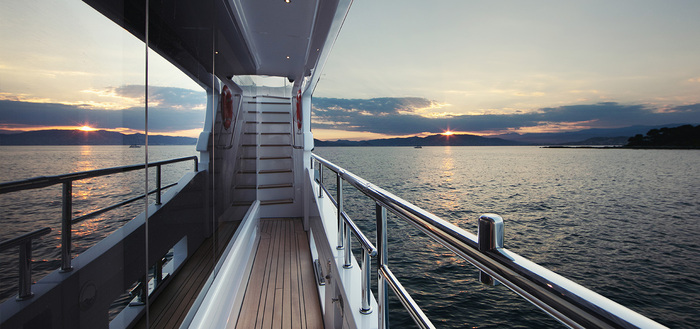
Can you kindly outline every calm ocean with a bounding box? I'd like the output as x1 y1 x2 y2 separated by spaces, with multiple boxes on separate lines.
313 146 699 328
1 145 698 328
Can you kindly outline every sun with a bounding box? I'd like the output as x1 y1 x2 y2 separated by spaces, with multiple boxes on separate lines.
78 125 98 132
442 130 454 136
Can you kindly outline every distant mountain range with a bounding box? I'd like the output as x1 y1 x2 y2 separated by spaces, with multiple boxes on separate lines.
316 123 698 146
0 130 196 145
490 124 695 144
315 133 524 147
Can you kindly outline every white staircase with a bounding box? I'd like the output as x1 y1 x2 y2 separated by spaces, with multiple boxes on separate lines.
232 95 296 215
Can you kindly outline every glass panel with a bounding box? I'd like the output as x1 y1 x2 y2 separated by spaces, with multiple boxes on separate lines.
0 0 150 327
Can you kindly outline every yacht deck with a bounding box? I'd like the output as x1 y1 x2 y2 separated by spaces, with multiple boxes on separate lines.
132 221 239 329
236 218 323 328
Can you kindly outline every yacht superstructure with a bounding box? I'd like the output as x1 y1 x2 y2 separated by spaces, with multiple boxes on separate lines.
0 0 672 328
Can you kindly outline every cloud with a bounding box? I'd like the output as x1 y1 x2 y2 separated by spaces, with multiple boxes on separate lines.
312 97 700 135
81 85 206 110
0 86 206 133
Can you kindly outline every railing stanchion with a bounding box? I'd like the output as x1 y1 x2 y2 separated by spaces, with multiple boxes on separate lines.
360 247 372 314
155 165 162 205
17 240 33 300
154 257 163 288
477 214 504 285
343 224 352 268
318 163 323 198
336 174 344 250
376 203 389 328
61 182 73 272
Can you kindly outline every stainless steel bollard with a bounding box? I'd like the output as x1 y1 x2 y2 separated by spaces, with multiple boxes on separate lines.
478 214 503 285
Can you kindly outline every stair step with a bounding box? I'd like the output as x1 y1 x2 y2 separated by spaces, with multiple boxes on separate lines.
260 199 294 205
260 169 292 174
247 102 291 105
261 121 289 125
260 183 293 189
260 156 292 160
260 144 291 147
234 183 293 190
261 111 290 114
261 132 290 135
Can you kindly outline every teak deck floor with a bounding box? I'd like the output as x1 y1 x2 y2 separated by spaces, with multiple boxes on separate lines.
132 221 239 329
236 218 324 329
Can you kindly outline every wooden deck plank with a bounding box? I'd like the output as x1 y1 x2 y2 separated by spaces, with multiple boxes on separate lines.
236 218 323 329
261 219 282 329
271 220 286 329
290 220 302 329
296 227 323 329
132 221 240 329
237 220 272 328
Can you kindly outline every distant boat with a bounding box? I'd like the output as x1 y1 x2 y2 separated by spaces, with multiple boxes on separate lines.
414 145 422 148
129 144 141 148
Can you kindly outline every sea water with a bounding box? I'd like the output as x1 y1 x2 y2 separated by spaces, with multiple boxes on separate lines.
313 146 699 328
0 145 198 305
0 145 698 328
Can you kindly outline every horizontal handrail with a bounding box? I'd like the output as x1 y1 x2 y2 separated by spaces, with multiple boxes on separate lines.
379 265 435 329
0 227 51 251
315 178 377 256
1 156 199 297
311 153 665 329
0 156 198 194
341 212 377 257
0 227 52 300
71 182 178 225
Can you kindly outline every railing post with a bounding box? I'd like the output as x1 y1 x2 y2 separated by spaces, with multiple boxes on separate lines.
376 203 389 329
360 247 372 314
343 224 352 268
61 181 73 272
155 165 162 205
17 240 33 300
154 257 163 288
477 214 504 285
336 173 344 250
193 156 198 172
318 163 323 198
129 275 147 306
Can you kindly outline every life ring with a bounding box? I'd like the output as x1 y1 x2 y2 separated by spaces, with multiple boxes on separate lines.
221 85 234 129
295 89 302 130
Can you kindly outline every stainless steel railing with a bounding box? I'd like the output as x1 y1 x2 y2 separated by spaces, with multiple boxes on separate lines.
311 153 666 329
0 156 198 300
313 162 377 314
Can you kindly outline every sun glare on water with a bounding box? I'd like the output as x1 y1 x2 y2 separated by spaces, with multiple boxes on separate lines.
78 125 98 132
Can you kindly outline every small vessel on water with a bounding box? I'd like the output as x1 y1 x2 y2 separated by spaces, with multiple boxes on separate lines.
0 1 671 328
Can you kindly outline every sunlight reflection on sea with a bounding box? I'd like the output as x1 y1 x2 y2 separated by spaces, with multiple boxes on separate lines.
0 145 197 304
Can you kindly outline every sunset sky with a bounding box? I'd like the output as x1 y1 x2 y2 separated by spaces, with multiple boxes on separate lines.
1 0 700 140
